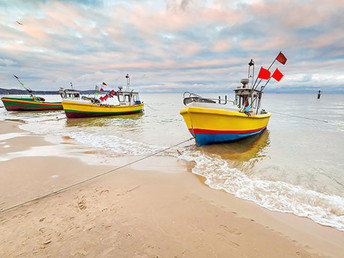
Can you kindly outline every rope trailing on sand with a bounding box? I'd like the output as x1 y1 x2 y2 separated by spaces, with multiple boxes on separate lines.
0 137 194 214
271 111 329 123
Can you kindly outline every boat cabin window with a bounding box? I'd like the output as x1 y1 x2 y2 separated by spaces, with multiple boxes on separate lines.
66 92 80 98
118 93 131 104
118 94 124 102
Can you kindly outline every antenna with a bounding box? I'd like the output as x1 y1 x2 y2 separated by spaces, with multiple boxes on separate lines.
125 74 130 91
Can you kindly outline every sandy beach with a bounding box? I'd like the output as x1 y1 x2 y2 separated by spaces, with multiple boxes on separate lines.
0 120 344 257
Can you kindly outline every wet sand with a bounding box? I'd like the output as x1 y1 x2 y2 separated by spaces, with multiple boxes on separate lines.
0 120 343 257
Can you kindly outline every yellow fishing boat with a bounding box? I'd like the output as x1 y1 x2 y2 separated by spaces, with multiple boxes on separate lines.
180 55 285 146
62 99 143 118
180 98 271 146
61 75 144 118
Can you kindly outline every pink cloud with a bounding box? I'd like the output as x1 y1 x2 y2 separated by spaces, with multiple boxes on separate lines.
212 39 231 52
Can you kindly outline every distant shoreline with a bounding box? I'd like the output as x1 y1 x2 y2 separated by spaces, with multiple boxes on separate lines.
1 88 343 95
0 88 101 95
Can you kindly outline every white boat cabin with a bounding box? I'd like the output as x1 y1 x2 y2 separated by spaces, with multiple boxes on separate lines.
116 86 141 106
59 88 81 99
234 79 264 115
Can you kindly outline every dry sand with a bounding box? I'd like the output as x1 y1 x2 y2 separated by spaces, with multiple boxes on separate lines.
0 120 343 257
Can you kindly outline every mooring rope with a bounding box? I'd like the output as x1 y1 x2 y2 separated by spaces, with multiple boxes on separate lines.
0 137 194 214
271 111 329 123
144 103 158 111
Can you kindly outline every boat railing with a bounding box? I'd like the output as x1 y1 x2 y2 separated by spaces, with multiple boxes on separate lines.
183 92 234 106
81 96 101 104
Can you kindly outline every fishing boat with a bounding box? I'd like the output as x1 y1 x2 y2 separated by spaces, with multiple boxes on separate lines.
180 52 287 146
1 75 62 111
1 96 63 111
62 75 143 118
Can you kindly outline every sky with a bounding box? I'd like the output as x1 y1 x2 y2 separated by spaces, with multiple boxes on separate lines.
0 0 344 93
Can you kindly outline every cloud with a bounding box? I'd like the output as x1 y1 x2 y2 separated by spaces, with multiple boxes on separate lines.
212 39 231 52
0 0 343 93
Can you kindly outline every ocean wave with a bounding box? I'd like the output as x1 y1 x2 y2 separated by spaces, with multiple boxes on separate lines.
179 149 344 231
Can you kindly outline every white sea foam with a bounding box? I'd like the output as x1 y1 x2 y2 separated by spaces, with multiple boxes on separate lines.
67 131 168 156
179 149 344 231
65 130 344 231
0 133 27 141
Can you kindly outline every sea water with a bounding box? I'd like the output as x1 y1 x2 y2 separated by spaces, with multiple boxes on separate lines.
0 93 343 230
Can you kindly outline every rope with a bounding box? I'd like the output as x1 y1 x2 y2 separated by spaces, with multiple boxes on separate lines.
0 137 194 214
144 103 158 111
271 111 329 123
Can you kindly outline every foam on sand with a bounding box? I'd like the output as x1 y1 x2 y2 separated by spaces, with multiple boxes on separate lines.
179 149 344 231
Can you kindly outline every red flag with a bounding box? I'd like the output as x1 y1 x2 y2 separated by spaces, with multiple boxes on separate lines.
272 68 284 81
102 82 107 86
257 67 271 80
110 90 115 95
100 88 104 91
99 96 104 101
104 95 109 100
276 52 287 64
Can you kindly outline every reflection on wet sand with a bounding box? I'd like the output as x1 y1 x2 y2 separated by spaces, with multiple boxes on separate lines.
200 130 270 172
65 112 144 128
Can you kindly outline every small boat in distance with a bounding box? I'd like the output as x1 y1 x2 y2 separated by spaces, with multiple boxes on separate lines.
180 52 287 146
62 74 143 118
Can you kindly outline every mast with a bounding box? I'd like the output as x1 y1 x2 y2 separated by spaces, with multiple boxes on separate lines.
248 59 255 88
13 74 34 98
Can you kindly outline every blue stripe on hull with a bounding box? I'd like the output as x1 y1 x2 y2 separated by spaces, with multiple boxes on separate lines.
192 128 266 146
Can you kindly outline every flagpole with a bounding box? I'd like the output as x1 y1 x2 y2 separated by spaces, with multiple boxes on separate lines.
261 77 271 91
250 55 276 108
256 52 283 91
13 74 33 97
252 55 277 91
251 76 259 90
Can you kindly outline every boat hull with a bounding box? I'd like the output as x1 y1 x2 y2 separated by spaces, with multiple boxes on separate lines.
62 101 144 118
180 106 271 146
1 97 63 111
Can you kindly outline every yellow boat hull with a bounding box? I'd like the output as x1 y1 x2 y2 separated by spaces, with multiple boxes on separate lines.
62 101 144 118
180 106 271 146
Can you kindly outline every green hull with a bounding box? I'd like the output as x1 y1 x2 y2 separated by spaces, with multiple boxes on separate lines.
1 97 62 111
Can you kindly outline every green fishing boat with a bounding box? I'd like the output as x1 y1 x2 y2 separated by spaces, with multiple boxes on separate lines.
1 96 62 111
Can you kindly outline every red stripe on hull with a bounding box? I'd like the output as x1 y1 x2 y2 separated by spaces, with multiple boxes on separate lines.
65 110 142 118
4 104 62 111
189 126 266 135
